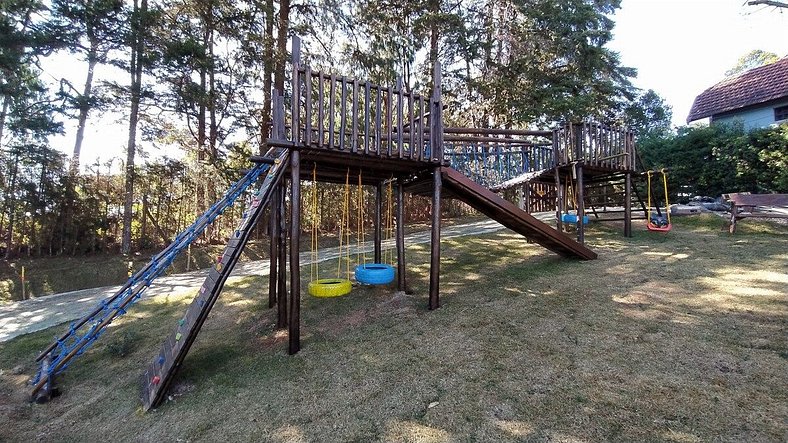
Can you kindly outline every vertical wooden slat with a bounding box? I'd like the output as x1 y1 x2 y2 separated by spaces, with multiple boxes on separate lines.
408 92 415 160
375 86 382 156
418 96 425 162
352 79 358 153
340 77 347 151
328 74 336 149
291 37 301 145
396 78 404 158
364 81 371 155
317 73 325 148
387 87 393 157
304 67 312 147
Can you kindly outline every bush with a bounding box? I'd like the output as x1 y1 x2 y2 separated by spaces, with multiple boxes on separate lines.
638 122 788 201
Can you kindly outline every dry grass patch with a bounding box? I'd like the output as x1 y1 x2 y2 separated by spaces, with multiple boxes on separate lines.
0 214 786 442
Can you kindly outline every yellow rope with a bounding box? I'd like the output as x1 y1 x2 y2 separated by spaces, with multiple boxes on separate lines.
662 169 671 224
339 169 351 279
310 164 319 282
357 171 366 265
385 177 394 265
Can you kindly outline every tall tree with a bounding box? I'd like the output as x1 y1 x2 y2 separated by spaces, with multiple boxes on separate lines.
45 0 125 174
121 0 152 255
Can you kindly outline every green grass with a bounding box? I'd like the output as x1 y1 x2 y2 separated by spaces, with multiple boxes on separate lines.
0 216 486 303
0 215 786 442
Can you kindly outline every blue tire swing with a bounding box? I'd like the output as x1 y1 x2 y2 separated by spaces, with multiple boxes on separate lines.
308 165 352 298
354 171 396 286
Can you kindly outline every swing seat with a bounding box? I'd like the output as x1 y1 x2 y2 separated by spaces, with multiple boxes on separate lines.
308 279 352 298
561 213 589 224
355 264 395 285
647 222 672 232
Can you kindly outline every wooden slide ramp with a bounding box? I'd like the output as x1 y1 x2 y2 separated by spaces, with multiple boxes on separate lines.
441 167 597 260
140 150 289 411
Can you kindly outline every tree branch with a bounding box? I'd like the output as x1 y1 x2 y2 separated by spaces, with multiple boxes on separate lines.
747 0 788 8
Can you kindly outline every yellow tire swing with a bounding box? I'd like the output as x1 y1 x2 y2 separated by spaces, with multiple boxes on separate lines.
307 166 353 298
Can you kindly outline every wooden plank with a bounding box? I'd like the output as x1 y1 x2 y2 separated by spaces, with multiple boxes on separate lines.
386 86 393 157
340 77 347 151
364 81 371 155
328 74 335 149
408 92 415 160
375 85 382 156
304 67 312 147
317 72 324 147
396 78 404 158
352 79 358 153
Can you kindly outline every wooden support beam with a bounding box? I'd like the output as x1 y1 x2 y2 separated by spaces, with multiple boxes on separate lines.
289 151 301 355
374 181 383 263
268 185 279 308
276 179 288 329
396 178 407 292
554 167 563 231
429 166 441 310
624 173 632 238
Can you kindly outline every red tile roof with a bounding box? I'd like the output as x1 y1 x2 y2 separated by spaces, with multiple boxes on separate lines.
686 57 788 123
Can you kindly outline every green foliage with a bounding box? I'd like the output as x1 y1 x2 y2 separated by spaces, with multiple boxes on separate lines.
725 49 780 77
639 123 788 201
622 89 673 137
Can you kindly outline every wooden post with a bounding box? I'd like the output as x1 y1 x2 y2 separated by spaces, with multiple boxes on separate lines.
268 185 279 308
276 179 288 329
517 185 525 210
396 178 406 292
523 182 531 213
624 173 632 238
288 36 301 355
289 154 301 354
374 181 383 263
729 203 737 234
429 167 441 310
576 162 585 244
555 168 563 231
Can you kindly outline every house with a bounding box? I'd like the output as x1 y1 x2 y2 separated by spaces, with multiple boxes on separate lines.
687 56 788 130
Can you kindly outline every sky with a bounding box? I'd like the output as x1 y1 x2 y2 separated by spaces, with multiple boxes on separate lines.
46 0 788 170
607 0 788 127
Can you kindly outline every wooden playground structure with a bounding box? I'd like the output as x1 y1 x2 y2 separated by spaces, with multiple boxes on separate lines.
31 37 645 411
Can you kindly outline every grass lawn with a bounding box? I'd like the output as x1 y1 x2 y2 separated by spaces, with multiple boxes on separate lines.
0 214 786 442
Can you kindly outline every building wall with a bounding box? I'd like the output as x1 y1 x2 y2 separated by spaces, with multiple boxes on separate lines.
712 99 788 130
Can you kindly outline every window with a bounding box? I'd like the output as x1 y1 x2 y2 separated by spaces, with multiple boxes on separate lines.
776 105 788 122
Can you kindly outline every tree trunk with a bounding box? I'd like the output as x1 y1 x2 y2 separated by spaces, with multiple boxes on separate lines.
4 150 20 259
260 0 275 154
71 45 98 175
122 0 147 255
273 0 290 94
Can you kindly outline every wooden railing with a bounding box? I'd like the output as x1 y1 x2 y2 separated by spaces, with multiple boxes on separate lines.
554 122 636 171
272 36 443 164
443 128 554 188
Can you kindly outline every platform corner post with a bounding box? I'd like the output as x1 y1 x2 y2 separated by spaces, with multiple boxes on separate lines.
268 185 279 308
288 151 301 354
429 166 442 310
624 172 632 238
576 162 585 244
276 179 288 329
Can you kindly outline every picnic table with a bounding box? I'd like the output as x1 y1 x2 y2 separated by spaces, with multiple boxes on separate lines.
723 193 788 233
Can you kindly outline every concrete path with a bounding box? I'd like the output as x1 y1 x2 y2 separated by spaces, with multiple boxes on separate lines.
1 216 560 343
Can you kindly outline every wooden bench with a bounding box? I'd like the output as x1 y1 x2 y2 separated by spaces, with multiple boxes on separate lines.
723 193 788 233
